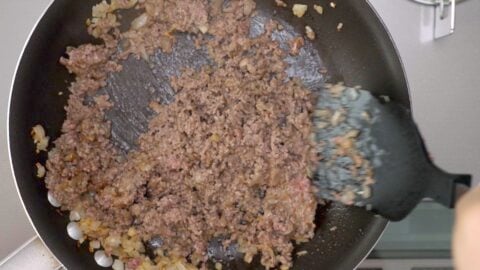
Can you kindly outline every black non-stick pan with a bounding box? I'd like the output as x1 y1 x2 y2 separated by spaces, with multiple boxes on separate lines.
9 0 421 269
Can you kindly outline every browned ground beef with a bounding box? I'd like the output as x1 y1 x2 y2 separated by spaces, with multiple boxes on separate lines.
45 0 317 269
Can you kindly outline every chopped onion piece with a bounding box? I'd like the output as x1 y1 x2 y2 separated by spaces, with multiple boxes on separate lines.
313 5 324 14
292 4 308 18
69 210 81 221
111 0 137 10
112 259 124 270
35 163 46 178
131 13 149 30
198 25 209 34
275 0 287 7
305 25 315 40
90 240 101 251
92 1 110 18
337 22 344 31
361 185 371 199
105 235 121 248
331 110 342 126
31 125 49 153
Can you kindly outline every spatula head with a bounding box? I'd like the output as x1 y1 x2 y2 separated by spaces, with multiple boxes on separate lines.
313 85 471 221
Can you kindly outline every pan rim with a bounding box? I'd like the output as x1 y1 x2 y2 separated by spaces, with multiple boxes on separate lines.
6 0 405 268
6 0 64 268
349 0 411 266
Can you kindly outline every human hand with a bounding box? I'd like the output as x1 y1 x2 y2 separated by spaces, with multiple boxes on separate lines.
453 186 480 270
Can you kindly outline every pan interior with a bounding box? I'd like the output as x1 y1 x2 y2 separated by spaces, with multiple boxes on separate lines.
7 0 409 269
97 5 382 269
103 8 327 152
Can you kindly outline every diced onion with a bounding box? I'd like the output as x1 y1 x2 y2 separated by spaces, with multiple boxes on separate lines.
275 0 287 7
69 210 81 222
90 240 101 250
31 125 49 153
106 235 122 248
131 13 149 30
292 4 308 18
35 163 46 178
112 259 125 270
305 26 315 40
313 5 323 14
337 22 344 31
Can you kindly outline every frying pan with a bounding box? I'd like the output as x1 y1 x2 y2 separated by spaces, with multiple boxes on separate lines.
9 0 413 269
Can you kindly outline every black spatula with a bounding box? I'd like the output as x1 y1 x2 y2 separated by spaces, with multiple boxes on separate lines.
313 84 471 221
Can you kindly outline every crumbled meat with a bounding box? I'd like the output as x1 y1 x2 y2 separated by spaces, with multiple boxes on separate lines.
60 44 121 94
45 1 318 269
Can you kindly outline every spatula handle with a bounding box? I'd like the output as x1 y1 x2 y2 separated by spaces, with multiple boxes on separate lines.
425 169 471 208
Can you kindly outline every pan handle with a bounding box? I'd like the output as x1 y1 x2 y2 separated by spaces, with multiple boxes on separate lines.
0 236 64 270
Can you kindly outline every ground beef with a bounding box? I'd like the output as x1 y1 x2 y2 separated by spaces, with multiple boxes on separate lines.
45 0 318 269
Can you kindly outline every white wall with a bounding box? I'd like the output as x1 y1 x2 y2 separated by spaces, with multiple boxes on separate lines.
369 0 480 185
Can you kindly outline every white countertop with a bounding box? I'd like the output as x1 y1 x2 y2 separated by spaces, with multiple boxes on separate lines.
1 0 479 264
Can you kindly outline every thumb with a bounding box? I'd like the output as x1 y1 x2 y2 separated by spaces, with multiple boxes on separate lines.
453 186 480 270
